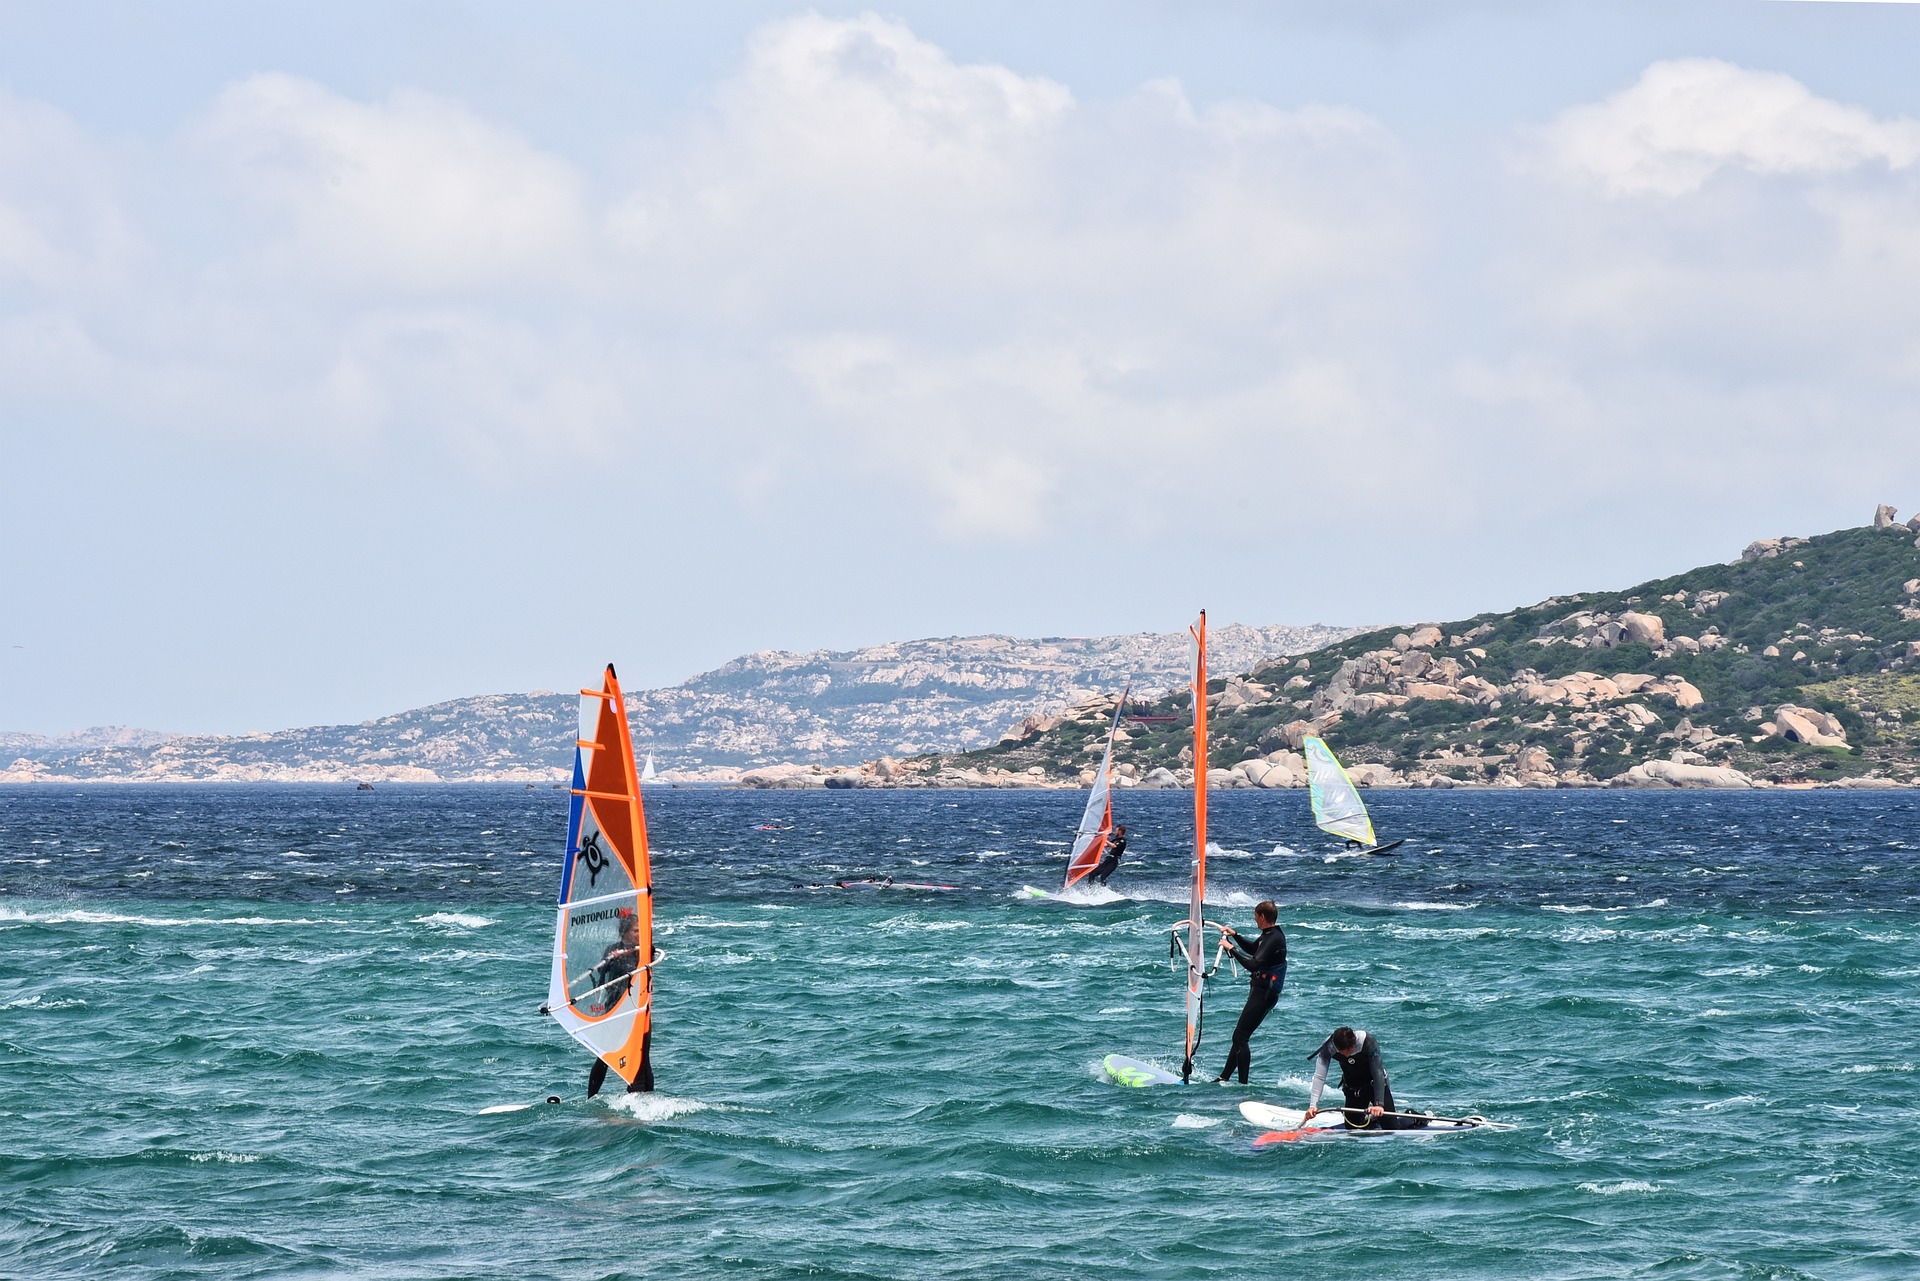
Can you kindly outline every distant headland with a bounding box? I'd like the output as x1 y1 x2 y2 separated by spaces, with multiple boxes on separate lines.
11 507 1920 790
808 507 1919 792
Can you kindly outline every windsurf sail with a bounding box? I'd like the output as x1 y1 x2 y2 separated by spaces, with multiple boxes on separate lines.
1303 736 1376 847
1063 680 1132 890
545 665 656 1088
1179 612 1211 1081
641 752 657 783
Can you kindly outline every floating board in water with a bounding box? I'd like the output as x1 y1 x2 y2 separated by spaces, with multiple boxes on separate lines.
1104 1054 1184 1087
1239 1100 1490 1143
826 878 958 891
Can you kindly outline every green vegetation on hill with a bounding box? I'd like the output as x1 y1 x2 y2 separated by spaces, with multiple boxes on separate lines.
927 523 1920 787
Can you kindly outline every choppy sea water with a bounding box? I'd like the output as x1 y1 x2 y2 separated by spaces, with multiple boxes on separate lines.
2 785 1917 1280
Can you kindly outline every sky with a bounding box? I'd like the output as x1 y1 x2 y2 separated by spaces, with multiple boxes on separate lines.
4 0 1920 735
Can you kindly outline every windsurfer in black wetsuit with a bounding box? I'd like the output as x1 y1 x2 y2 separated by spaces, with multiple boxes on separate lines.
1215 900 1286 1084
1305 1026 1428 1129
585 911 654 1096
1091 825 1128 886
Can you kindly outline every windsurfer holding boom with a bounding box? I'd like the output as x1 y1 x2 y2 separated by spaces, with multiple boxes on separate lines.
1091 825 1128 887
585 910 655 1097
1214 900 1287 1084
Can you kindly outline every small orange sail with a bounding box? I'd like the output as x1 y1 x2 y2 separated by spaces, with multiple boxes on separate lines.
545 665 656 1087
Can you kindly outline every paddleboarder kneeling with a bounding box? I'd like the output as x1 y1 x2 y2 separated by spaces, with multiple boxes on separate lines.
1304 1027 1427 1129
1092 825 1128 886
1214 900 1287 1084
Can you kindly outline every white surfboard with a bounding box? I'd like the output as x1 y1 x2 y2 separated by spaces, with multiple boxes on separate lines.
1239 1099 1488 1141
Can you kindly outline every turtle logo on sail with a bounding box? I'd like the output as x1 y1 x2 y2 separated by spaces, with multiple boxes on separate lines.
577 831 609 887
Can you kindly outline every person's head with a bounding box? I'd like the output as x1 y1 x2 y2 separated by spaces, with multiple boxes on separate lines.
1253 900 1277 927
1331 1026 1358 1054
617 909 638 941
1114 825 1127 836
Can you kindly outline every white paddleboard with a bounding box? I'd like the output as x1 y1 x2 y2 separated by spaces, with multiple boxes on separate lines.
1240 1099 1485 1141
1104 1054 1185 1087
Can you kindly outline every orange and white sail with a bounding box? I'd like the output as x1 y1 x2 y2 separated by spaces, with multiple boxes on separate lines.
1063 680 1132 890
546 665 656 1087
1180 611 1210 1081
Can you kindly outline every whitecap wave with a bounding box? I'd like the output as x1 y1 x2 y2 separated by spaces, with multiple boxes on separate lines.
606 1093 711 1122
1017 884 1128 907
1579 1180 1658 1195
189 1151 261 1164
1702 1094 1763 1111
0 906 335 928
414 912 494 929
1171 1113 1221 1129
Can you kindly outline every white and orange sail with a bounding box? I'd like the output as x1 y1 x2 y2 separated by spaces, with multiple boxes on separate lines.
546 665 656 1088
1179 611 1212 1082
1062 680 1132 891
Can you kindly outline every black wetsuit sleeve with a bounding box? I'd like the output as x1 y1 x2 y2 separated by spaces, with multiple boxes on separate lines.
1361 1036 1388 1107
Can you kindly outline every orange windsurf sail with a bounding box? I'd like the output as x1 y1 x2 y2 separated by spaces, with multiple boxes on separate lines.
545 665 656 1087
1180 611 1210 1080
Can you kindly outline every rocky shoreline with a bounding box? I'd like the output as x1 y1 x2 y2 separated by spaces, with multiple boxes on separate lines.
733 748 1910 791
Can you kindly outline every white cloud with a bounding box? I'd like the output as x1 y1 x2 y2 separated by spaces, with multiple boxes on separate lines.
1541 57 1920 196
0 90 135 292
609 14 1419 534
198 74 592 291
9 23 1919 606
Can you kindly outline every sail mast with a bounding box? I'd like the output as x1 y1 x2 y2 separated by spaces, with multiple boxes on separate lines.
1182 611 1209 1082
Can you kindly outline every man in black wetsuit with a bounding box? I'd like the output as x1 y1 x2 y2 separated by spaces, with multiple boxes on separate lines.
1304 1026 1428 1129
1215 900 1287 1084
585 911 655 1097
1091 825 1128 887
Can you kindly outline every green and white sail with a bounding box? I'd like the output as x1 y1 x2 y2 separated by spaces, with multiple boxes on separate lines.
1303 736 1376 847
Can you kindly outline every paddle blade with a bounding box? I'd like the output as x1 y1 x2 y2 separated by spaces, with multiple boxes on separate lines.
1253 1129 1312 1147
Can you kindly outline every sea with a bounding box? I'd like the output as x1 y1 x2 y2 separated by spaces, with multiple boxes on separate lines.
3 784 1918 1280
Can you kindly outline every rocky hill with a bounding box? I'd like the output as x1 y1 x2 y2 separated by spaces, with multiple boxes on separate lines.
866 513 1920 791
0 624 1356 783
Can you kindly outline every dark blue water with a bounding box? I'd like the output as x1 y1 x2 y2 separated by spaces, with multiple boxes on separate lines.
3 786 1917 1279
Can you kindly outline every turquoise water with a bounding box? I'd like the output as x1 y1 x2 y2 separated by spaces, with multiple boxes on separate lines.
3 786 1918 1279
